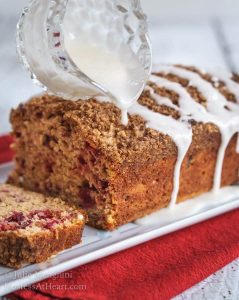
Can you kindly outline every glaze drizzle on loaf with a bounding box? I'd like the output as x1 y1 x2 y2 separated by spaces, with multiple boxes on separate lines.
129 65 239 208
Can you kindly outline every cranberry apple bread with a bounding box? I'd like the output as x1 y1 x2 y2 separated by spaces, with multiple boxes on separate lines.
8 65 239 230
0 184 85 268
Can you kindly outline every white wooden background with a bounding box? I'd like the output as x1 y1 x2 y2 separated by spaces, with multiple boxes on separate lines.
0 0 239 299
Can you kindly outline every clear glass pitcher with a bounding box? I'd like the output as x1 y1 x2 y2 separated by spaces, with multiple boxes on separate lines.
16 0 152 119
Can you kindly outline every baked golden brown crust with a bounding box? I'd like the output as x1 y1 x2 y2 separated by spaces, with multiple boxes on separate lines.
0 184 86 268
8 66 239 230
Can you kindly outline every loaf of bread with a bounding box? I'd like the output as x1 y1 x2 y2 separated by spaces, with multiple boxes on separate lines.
8 65 239 230
0 184 85 268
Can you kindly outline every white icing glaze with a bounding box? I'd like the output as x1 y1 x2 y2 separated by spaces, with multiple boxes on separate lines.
128 101 192 208
128 65 239 208
135 185 239 226
144 85 179 110
203 67 239 102
152 65 239 194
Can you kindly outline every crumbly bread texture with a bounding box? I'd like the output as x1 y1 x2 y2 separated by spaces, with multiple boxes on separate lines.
0 184 85 268
8 65 239 230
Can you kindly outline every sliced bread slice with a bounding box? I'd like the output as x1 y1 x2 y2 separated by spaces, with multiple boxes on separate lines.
0 184 86 268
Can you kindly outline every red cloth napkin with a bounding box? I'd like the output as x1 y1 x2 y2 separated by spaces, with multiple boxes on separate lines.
0 135 14 164
0 134 238 300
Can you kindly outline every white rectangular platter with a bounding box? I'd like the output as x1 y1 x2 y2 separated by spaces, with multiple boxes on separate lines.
0 162 239 296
